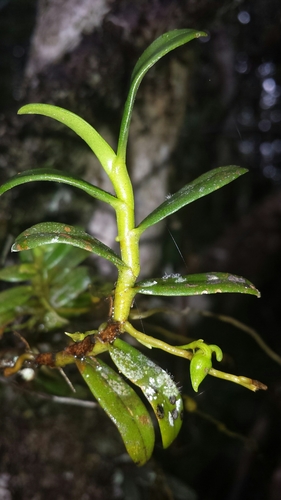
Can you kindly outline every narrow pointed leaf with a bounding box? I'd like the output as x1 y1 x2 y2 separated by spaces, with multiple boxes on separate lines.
118 29 206 160
0 168 119 208
43 244 89 271
57 293 93 316
76 357 155 465
18 104 116 176
134 272 260 298
0 285 33 314
137 166 248 233
12 222 127 270
49 266 91 308
0 264 36 282
110 338 183 449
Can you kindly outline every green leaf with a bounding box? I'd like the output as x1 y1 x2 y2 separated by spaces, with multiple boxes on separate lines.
49 266 91 308
137 166 248 233
109 338 183 449
11 222 127 270
76 356 155 465
42 310 69 330
18 105 117 178
0 285 33 314
57 292 93 316
19 250 34 263
42 244 89 272
0 310 18 331
117 29 206 161
0 168 119 209
134 272 261 298
0 264 36 282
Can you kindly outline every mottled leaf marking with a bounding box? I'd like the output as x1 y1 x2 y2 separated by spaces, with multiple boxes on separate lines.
76 356 155 465
109 338 183 448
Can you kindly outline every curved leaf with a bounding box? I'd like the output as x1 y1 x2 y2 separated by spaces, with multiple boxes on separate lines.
76 356 155 465
0 168 119 209
137 166 248 233
117 29 206 161
42 244 89 271
49 266 91 308
0 264 36 282
0 285 33 313
18 104 116 177
11 222 127 270
110 338 183 449
134 272 260 298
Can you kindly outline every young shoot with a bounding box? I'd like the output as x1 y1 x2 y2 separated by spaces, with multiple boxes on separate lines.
0 29 266 466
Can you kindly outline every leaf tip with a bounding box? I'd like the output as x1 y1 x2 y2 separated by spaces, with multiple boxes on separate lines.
11 243 23 252
17 105 28 115
248 282 261 298
196 31 208 38
18 103 40 115
239 166 249 175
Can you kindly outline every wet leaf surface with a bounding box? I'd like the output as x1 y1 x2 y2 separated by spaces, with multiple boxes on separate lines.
137 166 247 232
76 356 155 465
134 272 260 297
12 222 126 270
110 338 183 449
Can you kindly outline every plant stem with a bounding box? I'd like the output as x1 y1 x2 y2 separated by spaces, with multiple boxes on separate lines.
209 368 267 392
110 157 141 323
124 321 192 359
124 321 267 392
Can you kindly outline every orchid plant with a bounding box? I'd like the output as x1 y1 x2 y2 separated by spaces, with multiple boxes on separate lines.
0 29 265 465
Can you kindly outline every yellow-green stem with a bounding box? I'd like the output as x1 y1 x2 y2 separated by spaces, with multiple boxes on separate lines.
110 157 141 322
124 322 265 392
124 321 192 359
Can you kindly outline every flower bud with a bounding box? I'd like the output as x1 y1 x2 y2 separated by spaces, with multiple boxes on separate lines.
190 353 212 392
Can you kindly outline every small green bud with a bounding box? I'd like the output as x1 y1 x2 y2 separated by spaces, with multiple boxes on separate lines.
65 330 97 342
190 352 212 392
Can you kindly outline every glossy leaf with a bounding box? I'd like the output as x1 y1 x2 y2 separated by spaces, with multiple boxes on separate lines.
0 264 36 282
117 29 206 161
49 266 91 308
190 354 212 392
42 244 89 272
76 356 155 465
0 168 119 209
0 285 33 314
11 222 127 270
137 166 248 233
134 272 260 298
18 105 117 177
110 338 183 448
57 292 93 316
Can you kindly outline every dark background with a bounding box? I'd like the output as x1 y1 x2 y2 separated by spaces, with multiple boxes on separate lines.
0 1 281 499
